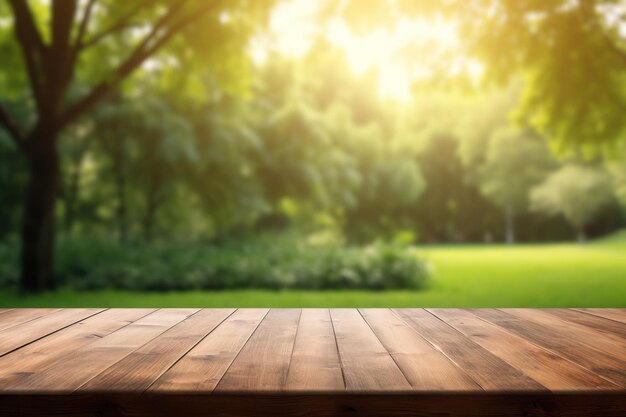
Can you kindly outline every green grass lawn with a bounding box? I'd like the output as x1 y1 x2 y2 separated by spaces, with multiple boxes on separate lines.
1 237 625 307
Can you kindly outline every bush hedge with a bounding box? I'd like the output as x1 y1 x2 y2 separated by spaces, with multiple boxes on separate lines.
0 234 429 291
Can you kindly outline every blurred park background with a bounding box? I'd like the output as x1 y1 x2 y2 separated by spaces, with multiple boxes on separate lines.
1 0 625 307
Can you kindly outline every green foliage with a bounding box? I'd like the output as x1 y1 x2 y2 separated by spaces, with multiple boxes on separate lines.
478 127 555 212
607 153 626 206
531 165 615 238
329 0 626 150
2 0 626 295
458 0 626 151
0 233 429 291
327 106 425 241
2 237 626 307
414 132 491 242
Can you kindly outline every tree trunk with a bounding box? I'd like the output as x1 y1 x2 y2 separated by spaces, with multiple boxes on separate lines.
504 205 515 244
577 227 586 244
20 132 60 292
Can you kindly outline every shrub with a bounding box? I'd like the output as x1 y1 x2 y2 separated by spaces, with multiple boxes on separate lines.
0 233 429 291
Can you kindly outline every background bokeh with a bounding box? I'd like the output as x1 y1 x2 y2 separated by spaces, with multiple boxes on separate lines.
1 0 625 306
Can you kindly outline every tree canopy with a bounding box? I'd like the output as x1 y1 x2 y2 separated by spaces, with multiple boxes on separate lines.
1 0 626 292
531 165 615 242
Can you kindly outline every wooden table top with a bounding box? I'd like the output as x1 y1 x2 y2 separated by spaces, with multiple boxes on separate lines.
0 308 623 395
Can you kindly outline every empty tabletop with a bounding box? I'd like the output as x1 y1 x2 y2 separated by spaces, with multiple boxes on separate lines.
0 308 624 416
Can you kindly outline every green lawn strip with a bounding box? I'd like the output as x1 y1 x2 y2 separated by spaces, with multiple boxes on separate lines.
1 240 624 307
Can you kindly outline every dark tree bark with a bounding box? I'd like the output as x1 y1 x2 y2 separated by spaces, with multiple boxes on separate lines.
20 129 60 292
3 0 222 292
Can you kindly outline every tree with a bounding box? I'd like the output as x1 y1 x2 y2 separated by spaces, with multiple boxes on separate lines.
94 96 195 241
326 106 425 242
0 100 28 239
0 0 273 291
531 165 614 243
457 0 626 151
331 0 626 151
414 131 493 243
477 127 555 244
411 89 513 243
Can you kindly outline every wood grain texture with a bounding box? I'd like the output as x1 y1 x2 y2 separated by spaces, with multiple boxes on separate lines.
215 309 301 392
393 308 546 391
544 309 626 339
429 308 618 391
0 308 60 332
284 308 344 391
79 309 235 392
8 309 198 392
0 308 623 417
148 309 269 393
574 308 626 324
149 309 269 393
360 308 481 392
472 308 626 386
0 308 154 389
331 309 412 391
0 308 103 356
504 309 626 353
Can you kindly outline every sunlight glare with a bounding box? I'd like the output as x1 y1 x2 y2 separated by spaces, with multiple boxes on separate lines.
254 0 476 101
269 0 320 58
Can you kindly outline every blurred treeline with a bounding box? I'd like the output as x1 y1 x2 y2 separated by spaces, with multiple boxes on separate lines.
2 43 625 246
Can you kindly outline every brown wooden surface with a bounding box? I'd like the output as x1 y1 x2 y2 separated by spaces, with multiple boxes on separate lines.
0 308 624 416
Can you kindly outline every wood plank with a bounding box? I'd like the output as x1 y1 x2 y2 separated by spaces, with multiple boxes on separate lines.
0 307 623 412
149 309 268 393
393 308 545 391
79 309 235 392
543 309 626 339
472 309 626 386
284 309 344 391
0 308 61 332
504 309 626 353
6 309 199 392
0 308 103 356
429 309 618 392
330 309 411 392
360 308 480 392
215 309 301 392
574 309 626 325
0 308 154 389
